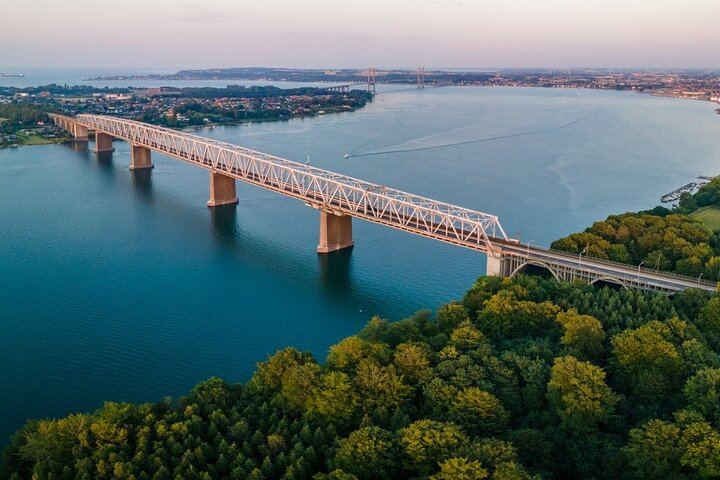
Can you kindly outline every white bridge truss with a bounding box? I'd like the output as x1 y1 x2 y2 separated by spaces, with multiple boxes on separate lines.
73 114 508 252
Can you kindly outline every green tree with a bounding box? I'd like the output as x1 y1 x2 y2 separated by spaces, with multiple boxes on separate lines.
697 297 720 350
556 309 605 361
437 302 471 333
393 342 432 383
331 427 399 480
354 360 411 414
400 420 469 476
684 368 720 425
625 419 682 479
610 320 682 406
430 457 488 480
305 371 359 422
252 347 315 390
478 291 560 340
679 421 720 477
547 356 619 432
449 388 509 436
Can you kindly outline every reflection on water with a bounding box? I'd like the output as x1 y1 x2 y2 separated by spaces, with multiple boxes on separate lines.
131 168 154 199
210 204 239 246
318 247 354 295
95 151 114 170
65 141 89 153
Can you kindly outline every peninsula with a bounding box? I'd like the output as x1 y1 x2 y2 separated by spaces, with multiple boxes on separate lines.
0 84 373 147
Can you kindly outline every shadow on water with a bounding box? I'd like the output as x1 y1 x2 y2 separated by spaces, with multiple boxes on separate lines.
63 141 90 156
318 247 354 295
95 151 114 171
131 168 154 200
59 143 408 317
207 205 368 308
209 204 239 246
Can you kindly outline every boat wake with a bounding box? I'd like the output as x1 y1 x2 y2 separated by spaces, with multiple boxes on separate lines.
345 117 587 159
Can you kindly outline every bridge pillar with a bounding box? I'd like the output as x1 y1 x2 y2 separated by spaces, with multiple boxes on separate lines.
130 144 153 170
486 251 510 277
71 123 88 141
94 132 114 153
317 210 353 254
207 171 238 207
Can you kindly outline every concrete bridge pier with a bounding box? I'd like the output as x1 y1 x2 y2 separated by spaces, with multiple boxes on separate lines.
207 171 238 207
71 123 88 141
317 210 353 253
94 132 114 153
486 251 511 277
130 144 153 170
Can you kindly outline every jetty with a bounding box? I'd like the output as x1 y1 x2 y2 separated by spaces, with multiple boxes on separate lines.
661 176 715 203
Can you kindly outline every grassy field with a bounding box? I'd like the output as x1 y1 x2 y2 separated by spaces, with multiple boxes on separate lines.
13 132 59 146
691 206 720 231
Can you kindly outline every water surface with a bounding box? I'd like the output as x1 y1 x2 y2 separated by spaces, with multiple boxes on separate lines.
2 86 720 447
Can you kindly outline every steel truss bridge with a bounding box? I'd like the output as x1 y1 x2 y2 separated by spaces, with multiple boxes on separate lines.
50 114 717 295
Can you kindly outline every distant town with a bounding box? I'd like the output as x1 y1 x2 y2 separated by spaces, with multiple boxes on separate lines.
90 66 720 104
0 84 372 147
2 67 719 148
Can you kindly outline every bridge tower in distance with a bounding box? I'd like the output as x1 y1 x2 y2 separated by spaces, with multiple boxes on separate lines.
367 67 377 94
417 67 425 88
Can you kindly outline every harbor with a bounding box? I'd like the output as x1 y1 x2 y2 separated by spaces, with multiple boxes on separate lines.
661 175 716 203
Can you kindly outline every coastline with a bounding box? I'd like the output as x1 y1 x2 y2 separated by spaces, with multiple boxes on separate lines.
0 104 367 149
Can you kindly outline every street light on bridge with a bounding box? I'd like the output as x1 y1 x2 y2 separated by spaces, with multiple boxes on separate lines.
637 261 644 281
578 247 587 268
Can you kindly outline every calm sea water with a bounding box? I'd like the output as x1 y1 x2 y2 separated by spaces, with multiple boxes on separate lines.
1 83 720 448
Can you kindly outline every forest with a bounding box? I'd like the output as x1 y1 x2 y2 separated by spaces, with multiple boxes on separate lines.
3 276 720 479
551 179 720 278
0 103 54 130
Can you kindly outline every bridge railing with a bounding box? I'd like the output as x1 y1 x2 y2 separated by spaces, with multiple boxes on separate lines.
76 115 508 250
509 243 718 289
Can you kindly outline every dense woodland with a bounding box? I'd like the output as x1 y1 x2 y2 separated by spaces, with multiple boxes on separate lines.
3 276 720 479
551 179 720 277
0 103 54 131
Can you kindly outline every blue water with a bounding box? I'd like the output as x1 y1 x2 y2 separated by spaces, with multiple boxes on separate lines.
2 85 720 448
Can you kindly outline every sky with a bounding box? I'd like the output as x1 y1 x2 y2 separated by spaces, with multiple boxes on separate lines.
3 0 719 70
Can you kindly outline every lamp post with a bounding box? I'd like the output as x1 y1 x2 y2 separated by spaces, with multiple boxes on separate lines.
526 239 534 258
698 272 704 287
577 247 587 282
637 261 644 281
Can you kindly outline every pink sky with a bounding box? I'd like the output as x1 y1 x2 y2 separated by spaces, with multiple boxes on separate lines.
3 0 719 69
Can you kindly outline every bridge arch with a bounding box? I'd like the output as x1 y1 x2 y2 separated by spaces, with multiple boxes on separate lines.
590 276 629 290
509 260 561 282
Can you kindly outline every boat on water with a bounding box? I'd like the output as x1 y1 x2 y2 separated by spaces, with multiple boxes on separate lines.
343 154 350 158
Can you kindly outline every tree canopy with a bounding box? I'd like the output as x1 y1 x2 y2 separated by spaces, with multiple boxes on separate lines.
3 276 720 479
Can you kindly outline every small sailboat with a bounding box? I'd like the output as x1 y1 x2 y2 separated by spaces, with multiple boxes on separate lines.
305 154 310 165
